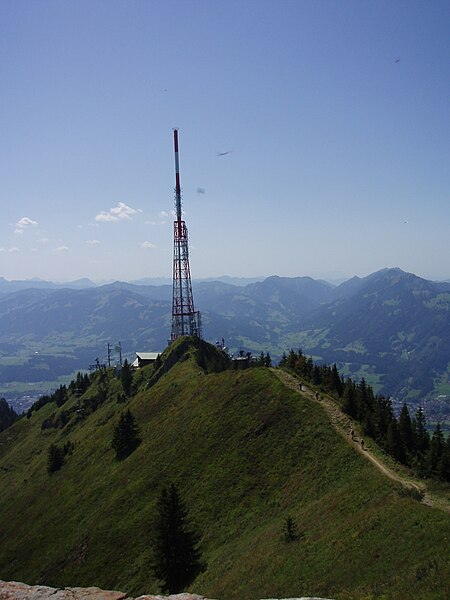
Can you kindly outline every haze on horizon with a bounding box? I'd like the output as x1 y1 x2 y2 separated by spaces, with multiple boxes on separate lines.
1 0 449 284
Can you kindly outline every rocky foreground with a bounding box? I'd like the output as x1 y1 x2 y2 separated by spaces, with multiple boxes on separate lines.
0 581 332 600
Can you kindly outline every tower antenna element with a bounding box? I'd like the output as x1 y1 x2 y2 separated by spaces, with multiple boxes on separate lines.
171 129 202 341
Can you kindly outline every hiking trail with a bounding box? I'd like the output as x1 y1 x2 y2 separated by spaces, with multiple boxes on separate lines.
272 368 450 514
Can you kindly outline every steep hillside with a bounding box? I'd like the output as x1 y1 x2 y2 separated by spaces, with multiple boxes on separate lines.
0 339 448 600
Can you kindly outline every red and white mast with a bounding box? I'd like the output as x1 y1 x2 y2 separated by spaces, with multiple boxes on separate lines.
171 129 202 341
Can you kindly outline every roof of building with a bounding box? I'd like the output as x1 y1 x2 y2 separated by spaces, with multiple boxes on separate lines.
135 352 161 360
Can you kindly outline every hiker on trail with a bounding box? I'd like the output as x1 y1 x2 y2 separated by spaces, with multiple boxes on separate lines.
361 438 365 450
350 428 354 440
315 391 319 400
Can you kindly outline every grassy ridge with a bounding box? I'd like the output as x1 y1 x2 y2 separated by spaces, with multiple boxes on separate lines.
0 338 449 599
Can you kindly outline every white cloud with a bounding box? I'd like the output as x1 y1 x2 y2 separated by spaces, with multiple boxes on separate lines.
37 238 49 244
86 239 101 245
158 211 169 219
141 241 156 249
14 216 38 234
145 220 157 226
53 246 70 252
8 247 19 253
95 202 142 222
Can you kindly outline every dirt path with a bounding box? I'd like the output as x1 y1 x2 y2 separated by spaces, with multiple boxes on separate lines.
272 368 450 513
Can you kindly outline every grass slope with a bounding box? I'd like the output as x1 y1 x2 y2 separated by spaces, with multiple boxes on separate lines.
0 338 449 600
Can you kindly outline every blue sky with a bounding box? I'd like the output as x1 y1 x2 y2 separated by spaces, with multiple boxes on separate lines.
1 0 449 282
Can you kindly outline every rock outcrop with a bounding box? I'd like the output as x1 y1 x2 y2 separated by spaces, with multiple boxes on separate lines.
0 582 210 600
0 581 332 600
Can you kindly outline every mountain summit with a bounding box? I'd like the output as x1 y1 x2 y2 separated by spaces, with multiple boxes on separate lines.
0 338 448 599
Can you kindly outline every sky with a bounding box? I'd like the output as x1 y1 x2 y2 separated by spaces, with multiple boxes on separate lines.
1 0 449 283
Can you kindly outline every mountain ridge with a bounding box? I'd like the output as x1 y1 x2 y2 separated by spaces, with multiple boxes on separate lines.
0 338 448 599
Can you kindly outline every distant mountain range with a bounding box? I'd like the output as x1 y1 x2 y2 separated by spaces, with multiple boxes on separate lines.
0 275 265 294
0 268 449 407
0 276 97 293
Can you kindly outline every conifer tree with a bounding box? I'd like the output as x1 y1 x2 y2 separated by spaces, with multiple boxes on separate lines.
342 382 357 418
330 364 343 396
112 409 141 460
398 403 414 462
413 407 430 456
54 385 68 407
428 422 445 476
374 396 394 442
283 515 298 543
154 353 162 370
120 359 133 396
152 483 203 593
0 398 18 433
47 443 64 474
439 437 450 482
386 418 406 464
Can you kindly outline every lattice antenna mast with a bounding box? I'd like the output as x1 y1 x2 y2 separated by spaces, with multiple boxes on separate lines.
171 129 202 341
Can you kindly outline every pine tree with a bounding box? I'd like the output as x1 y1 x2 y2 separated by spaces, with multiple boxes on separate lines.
438 437 450 481
398 403 414 462
428 422 445 476
283 515 298 543
120 359 133 396
70 371 90 395
413 407 430 455
438 436 450 482
0 398 18 433
386 418 406 464
374 396 394 442
154 354 162 370
152 483 203 593
54 385 68 407
112 409 141 460
47 443 64 474
342 382 357 418
330 363 343 397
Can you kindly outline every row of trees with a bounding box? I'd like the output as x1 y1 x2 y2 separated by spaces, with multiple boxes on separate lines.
27 384 70 418
280 348 450 482
28 359 136 421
